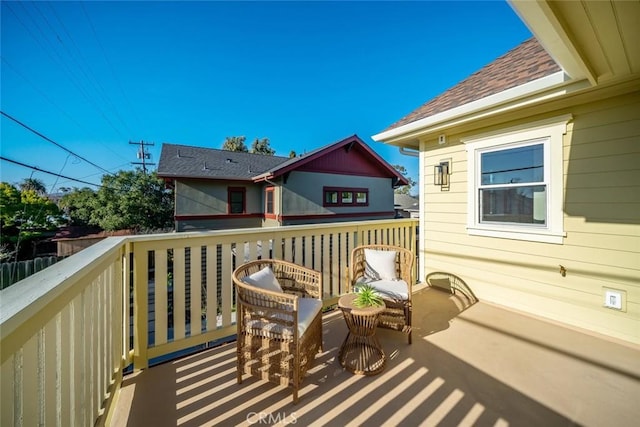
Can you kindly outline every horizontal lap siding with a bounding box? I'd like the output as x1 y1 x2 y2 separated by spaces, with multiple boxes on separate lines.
421 93 640 343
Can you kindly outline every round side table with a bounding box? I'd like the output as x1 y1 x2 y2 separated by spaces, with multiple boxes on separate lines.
337 293 386 375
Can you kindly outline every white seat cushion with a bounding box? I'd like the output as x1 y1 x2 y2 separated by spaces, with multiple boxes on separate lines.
356 276 409 301
242 266 283 293
364 249 397 280
296 298 323 335
246 297 322 338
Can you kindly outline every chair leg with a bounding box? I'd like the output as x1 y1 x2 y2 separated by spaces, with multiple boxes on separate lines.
236 341 243 384
292 354 300 404
407 305 412 345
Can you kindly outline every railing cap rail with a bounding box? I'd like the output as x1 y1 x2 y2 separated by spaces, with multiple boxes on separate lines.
124 218 419 243
0 236 127 338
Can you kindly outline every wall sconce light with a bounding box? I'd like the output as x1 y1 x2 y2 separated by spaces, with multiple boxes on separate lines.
434 160 450 190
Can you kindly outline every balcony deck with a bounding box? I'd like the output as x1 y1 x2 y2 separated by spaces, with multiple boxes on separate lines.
111 286 640 427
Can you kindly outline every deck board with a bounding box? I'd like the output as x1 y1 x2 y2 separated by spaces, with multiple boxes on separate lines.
112 287 640 427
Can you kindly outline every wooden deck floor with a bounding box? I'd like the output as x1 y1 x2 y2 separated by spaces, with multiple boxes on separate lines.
111 286 640 427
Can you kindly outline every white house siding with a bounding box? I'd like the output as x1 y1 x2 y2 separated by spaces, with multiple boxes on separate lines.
420 92 640 344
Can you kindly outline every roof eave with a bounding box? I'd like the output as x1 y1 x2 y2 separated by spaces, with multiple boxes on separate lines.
156 173 255 182
372 71 587 145
507 0 597 85
252 173 274 183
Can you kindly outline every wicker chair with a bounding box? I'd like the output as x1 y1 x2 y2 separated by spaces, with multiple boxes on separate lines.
232 259 323 404
349 244 414 344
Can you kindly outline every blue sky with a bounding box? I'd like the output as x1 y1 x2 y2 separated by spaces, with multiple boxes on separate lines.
1 1 531 194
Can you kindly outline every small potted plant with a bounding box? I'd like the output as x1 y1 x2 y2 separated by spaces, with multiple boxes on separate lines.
353 283 384 308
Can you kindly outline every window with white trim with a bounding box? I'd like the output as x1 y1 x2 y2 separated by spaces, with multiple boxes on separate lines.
465 117 569 244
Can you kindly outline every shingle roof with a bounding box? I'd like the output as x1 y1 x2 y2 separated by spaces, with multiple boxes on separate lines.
394 194 419 210
157 144 290 180
159 135 408 186
384 37 561 131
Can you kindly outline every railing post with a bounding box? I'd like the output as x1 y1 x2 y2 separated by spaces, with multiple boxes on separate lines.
131 242 148 370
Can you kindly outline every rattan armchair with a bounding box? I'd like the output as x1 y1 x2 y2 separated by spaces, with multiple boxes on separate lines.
350 244 414 344
232 259 323 404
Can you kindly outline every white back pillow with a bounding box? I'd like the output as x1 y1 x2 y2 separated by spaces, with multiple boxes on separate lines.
242 266 283 293
364 249 398 280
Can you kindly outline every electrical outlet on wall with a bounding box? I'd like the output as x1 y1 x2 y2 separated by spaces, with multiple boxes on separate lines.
603 287 626 311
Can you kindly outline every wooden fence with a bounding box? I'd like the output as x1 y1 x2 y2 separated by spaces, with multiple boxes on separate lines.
0 256 64 289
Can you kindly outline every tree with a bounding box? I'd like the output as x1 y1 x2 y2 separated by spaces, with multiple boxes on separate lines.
0 182 22 228
250 137 275 156
94 170 173 231
222 136 248 152
392 164 417 195
19 177 47 195
19 189 62 230
0 182 61 230
0 181 63 259
60 170 174 232
59 187 98 226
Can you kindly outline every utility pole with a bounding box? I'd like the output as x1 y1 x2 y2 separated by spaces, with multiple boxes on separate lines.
130 140 156 173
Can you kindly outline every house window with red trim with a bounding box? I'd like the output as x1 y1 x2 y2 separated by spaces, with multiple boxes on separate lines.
265 186 275 215
325 190 339 205
228 187 246 214
355 191 368 204
341 191 353 204
323 187 368 206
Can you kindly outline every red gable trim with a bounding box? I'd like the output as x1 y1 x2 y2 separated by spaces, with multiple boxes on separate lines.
254 135 408 186
296 144 388 177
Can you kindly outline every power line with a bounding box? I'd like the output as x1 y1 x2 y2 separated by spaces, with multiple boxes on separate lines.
1 110 114 176
52 162 131 189
1 156 104 188
80 1 143 131
1 57 131 164
6 1 129 141
1 56 92 135
43 1 135 137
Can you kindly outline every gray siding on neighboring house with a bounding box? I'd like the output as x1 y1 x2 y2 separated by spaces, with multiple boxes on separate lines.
281 171 395 217
177 217 262 232
175 180 262 215
261 218 280 227
174 179 264 231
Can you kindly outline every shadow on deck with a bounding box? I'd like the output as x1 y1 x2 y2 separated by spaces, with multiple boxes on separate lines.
112 287 640 427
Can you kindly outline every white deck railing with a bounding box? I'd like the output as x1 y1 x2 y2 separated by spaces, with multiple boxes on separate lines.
0 219 417 426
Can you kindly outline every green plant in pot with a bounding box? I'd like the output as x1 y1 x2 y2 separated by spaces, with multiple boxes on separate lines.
353 283 384 308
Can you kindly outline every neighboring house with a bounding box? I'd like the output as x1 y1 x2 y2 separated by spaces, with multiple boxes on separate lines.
373 0 640 344
394 194 419 219
157 135 408 231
